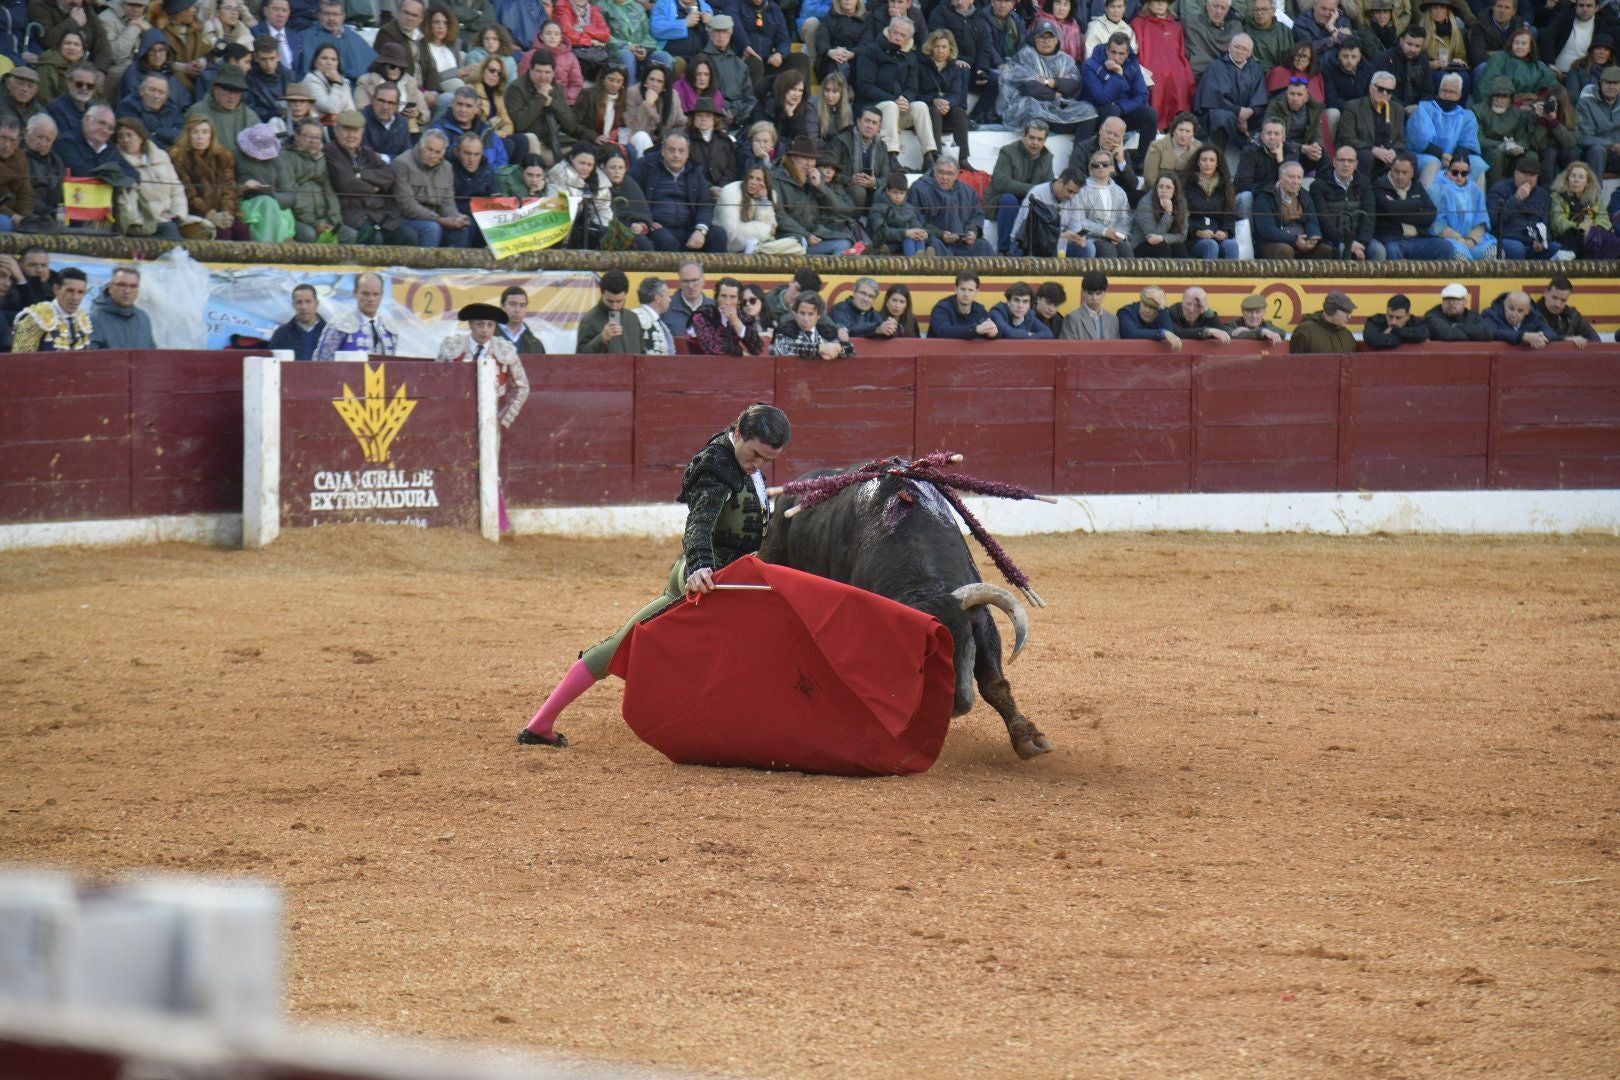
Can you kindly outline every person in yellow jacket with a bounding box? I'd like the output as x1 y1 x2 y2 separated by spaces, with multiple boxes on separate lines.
11 267 92 353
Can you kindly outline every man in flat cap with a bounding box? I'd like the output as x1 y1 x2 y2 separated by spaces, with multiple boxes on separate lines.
1576 65 1620 180
325 108 415 244
0 68 43 131
1290 290 1358 354
1118 285 1183 350
186 63 262 158
436 300 531 432
1227 295 1287 344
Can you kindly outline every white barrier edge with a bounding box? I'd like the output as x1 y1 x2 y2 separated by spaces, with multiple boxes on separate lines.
241 355 282 550
475 355 499 543
0 514 243 551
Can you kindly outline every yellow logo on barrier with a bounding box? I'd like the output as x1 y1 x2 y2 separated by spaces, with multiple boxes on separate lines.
333 363 416 464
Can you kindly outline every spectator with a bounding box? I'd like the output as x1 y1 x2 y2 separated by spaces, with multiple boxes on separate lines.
85 265 155 349
1009 165 1087 257
204 44 257 104
772 135 854 254
433 84 508 167
186 63 261 157
269 282 327 359
999 18 1095 135
811 0 866 85
1168 285 1230 342
602 0 669 83
626 62 685 157
763 268 821 329
496 285 546 353
1133 0 1196 128
872 282 920 338
972 0 1023 126
1550 159 1613 257
154 0 210 93
1322 38 1371 116
1293 0 1358 66
304 0 377 80
374 0 444 110
104 0 156 85
662 258 713 336
1144 111 1199 187
700 16 757 127
316 272 398 358
1083 32 1157 162
1227 294 1287 343
632 277 675 355
1182 142 1240 259
688 275 765 355
10 247 58 311
23 115 66 229
732 119 777 177
1469 0 1527 68
1182 0 1239 79
1488 154 1562 259
255 0 306 77
1426 149 1497 259
1544 0 1620 79
987 281 1054 340
1250 161 1331 260
827 101 883 212
1076 147 1133 256
683 96 735 193
392 128 472 246
1234 117 1288 217
1084 0 1135 57
1033 282 1067 337
118 31 191 110
357 44 431 135
46 60 100 140
739 283 772 344
304 43 357 123
633 129 728 251
37 32 90 108
1041 0 1085 62
1363 293 1431 349
917 28 970 173
1337 68 1405 178
852 16 933 170
169 115 251 241
12 265 92 353
1373 151 1455 258
570 61 631 156
277 118 354 241
1315 144 1380 259
114 116 202 239
245 36 292 123
0 119 33 232
1059 271 1117 340
1289 290 1357 354
1265 78 1328 176
907 155 992 256
928 270 998 340
1409 72 1487 188
1118 285 1181 349
988 120 1053 256
672 53 723 117
1474 26 1556 106
773 291 854 359
1576 65 1620 179
756 69 811 149
716 163 798 253
0 69 44 132
1194 34 1267 154
1266 41 1326 107
1244 0 1295 70
1536 276 1600 345
1566 34 1615 104
503 51 578 167
59 105 138 190
1132 172 1189 258
326 108 415 244
814 150 865 248
830 277 884 338
1376 24 1435 114
118 73 185 150
598 150 654 245
1357 0 1400 59
1474 74 1536 179
436 302 530 432
1423 282 1492 342
867 168 930 254
1483 289 1560 348
418 5 465 95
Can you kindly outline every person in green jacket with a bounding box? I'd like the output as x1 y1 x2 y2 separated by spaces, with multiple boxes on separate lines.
1290 290 1359 354
575 268 646 353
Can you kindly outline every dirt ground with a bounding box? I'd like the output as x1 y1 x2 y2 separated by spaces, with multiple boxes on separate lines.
1 528 1616 1078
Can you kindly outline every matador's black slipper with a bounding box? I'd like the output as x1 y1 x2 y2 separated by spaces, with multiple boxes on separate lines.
517 729 568 747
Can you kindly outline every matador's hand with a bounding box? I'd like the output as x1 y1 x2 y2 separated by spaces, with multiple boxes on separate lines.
685 566 716 594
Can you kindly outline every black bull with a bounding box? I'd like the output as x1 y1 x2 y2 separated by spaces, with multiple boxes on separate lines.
758 469 1054 760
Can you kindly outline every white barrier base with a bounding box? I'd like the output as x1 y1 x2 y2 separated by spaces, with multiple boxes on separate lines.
0 513 243 552
512 490 1620 540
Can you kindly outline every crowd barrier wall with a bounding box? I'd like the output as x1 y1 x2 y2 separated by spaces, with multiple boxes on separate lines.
2 344 1617 532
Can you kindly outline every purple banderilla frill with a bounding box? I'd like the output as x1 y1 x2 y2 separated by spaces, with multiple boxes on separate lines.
772 451 1051 608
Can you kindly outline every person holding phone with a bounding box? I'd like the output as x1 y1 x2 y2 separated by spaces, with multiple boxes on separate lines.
575 269 646 352
1250 160 1334 260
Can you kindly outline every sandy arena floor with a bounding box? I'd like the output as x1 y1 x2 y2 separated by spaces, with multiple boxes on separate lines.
1 528 1616 1078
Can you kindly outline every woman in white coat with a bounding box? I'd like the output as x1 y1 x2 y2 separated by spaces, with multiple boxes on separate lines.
714 165 806 254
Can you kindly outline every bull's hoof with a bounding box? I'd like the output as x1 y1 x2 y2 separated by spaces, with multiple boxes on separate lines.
1007 719 1053 760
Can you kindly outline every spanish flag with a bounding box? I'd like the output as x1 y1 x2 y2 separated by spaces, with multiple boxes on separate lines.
62 176 112 223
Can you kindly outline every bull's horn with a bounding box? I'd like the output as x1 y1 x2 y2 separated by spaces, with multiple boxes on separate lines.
765 485 785 497
952 583 1030 664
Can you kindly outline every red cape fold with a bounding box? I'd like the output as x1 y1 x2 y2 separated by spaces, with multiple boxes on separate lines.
607 556 956 776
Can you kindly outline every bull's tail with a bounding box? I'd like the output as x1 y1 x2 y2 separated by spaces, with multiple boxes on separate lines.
952 583 1030 663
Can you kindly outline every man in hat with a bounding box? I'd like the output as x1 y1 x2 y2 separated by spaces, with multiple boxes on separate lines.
315 271 399 359
1290 291 1357 354
1487 153 1562 260
326 108 414 244
499 285 547 354
436 300 531 429
246 34 291 120
0 68 43 132
1336 69 1405 179
1118 285 1182 350
631 130 727 252
269 283 327 361
302 0 376 80
361 79 415 162
155 0 211 88
391 128 469 246
852 17 934 171
1474 76 1534 179
1227 294 1287 343
253 0 305 77
1423 282 1492 341
117 72 185 149
186 63 262 159
199 41 255 98
1059 271 1117 341
1576 65 1620 180
772 136 854 255
1363 293 1430 349
504 49 580 167
699 15 756 128
906 154 991 256
1535 276 1601 346
12 265 92 354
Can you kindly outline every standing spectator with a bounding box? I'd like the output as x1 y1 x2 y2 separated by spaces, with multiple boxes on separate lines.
392 128 471 246
1118 285 1182 349
1483 289 1561 348
1075 148 1133 257
1315 144 1380 259
687 275 764 355
269 282 327 359
1488 154 1561 259
0 119 33 233
1290 290 1357 354
928 271 998 340
1168 286 1230 343
1422 282 1492 342
1336 69 1406 179
866 168 930 254
315 271 399 358
1195 34 1267 152
497 285 546 353
1227 295 1287 343
830 277 884 338
1009 166 1087 257
326 108 414 244
1372 151 1456 258
87 265 155 349
987 119 1053 256
1133 0 1196 128
1535 276 1600 345
852 17 933 170
632 129 728 251
1132 172 1189 258
632 277 676 355
772 291 855 358
12 265 92 353
1363 293 1431 349
437 302 531 431
1576 65 1620 179
987 282 1054 340
1182 142 1240 259
906 154 991 255
662 258 713 336
1060 271 1118 341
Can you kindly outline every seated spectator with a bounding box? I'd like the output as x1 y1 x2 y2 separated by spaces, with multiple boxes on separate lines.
814 153 866 251
1484 289 1562 348
1315 144 1381 259
356 44 431 134
830 276 884 338
599 0 670 84
1576 65 1620 180
59 106 137 188
827 104 885 216
1487 154 1563 259
1194 33 1266 151
1322 39 1371 116
1409 73 1488 188
1059 271 1117 340
1336 69 1405 179
1234 117 1287 216
1084 0 1135 57
633 129 728 250
1250 161 1332 260
500 149 549 194
630 277 674 355
1564 34 1614 103
38 32 90 106
1264 78 1328 176
359 83 417 162
155 0 211 93
548 142 614 245
1168 286 1230 342
974 0 1026 126
48 60 102 140
1375 26 1433 115
421 5 467 95
1372 152 1456 258
812 0 866 85
1182 142 1239 259
662 259 713 337
275 84 321 142
185 63 261 159
1475 26 1557 109
572 62 632 155
756 69 812 149
598 151 653 246
450 131 499 240
1423 282 1493 341
1075 148 1133 256
1133 0 1196 127
503 49 580 167
999 18 1095 136
1009 166 1087 257
907 155 992 256
1363 293 1430 349
1132 173 1189 258
626 62 685 157
852 16 935 169
246 37 293 125
867 168 930 255
1082 32 1157 159
1537 276 1600 344
806 70 852 145
114 116 206 239
552 0 620 80
12 265 91 353
305 43 357 122
0 120 32 233
1246 0 1295 71
393 128 472 245
304 0 377 80
773 291 855 359
524 23 583 106
673 55 725 118
234 120 284 210
24 115 67 229
716 163 803 253
1042 0 1085 63
254 0 307 78
434 85 509 167
688 275 765 355
88 265 156 349
1266 42 1326 108
1550 159 1618 256
700 17 757 128
1474 76 1536 180
325 109 415 244
576 268 643 353
872 282 920 339
118 73 186 150
269 282 328 360
916 29 971 172
1143 112 1199 187
104 0 158 85
1183 0 1239 79
1289 290 1357 354
1 68 45 133
988 282 1054 340
1118 284 1182 349
1468 0 1528 71
739 283 773 344
988 120 1054 256
279 119 357 241
1427 152 1497 259
928 271 998 340
1414 0 1473 89
1227 294 1287 343
464 25 519 86
683 96 736 194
